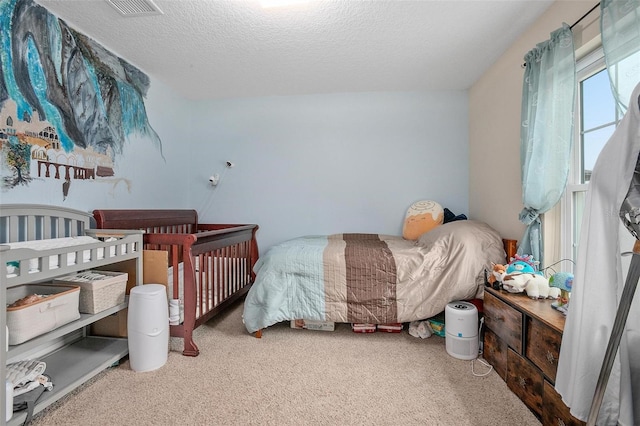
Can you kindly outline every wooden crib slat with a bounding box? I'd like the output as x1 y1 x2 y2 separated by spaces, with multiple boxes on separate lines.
213 250 218 303
220 246 226 300
198 253 205 314
229 245 234 298
228 248 232 299
233 246 239 295
171 244 180 300
204 253 209 311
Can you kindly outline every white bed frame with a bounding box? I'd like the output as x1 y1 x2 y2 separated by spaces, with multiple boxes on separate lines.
0 204 144 425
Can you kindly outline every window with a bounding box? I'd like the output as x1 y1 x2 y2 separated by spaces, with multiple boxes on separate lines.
561 47 621 262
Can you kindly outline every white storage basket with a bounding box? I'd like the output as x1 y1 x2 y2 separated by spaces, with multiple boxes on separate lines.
6 284 80 345
54 270 128 314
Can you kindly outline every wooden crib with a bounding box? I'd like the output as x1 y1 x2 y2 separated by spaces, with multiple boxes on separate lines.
92 209 259 356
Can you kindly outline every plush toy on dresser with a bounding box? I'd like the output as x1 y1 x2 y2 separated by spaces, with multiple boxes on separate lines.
502 272 561 299
500 254 561 300
549 271 574 314
487 263 507 289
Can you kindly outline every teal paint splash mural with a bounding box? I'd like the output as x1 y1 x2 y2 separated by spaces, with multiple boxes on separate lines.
0 0 162 197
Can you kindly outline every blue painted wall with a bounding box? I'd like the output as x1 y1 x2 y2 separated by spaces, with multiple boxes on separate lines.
188 91 469 251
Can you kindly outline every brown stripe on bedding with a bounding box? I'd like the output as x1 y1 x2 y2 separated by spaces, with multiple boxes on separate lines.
343 233 398 323
323 235 348 322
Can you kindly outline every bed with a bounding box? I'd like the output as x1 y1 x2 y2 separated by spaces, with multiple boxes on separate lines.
92 209 259 356
243 220 510 336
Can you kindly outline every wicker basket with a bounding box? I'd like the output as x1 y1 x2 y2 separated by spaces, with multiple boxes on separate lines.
54 270 128 314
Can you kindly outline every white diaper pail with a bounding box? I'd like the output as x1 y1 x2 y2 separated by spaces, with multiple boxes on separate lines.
127 284 169 372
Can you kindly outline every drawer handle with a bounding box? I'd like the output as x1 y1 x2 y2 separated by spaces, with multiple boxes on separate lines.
556 417 566 426
546 351 556 365
518 376 527 389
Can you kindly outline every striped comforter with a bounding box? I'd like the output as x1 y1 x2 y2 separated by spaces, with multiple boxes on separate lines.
242 221 505 333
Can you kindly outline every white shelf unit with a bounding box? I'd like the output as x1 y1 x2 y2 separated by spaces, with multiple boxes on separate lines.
0 204 143 425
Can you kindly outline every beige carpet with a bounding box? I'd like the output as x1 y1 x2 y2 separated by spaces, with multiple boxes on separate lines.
30 302 540 426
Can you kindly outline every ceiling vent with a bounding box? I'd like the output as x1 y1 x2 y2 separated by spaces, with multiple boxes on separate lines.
106 0 163 17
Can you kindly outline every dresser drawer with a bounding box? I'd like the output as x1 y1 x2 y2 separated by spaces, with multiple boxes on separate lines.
484 291 522 353
507 348 543 417
526 317 562 382
543 380 586 426
484 328 507 380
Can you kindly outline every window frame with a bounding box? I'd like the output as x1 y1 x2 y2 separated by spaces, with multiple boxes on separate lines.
560 45 621 262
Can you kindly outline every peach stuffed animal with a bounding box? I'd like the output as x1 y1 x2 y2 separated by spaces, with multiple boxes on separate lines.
487 263 506 287
402 200 444 240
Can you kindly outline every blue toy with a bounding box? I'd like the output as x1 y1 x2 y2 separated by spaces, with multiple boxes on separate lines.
506 253 541 275
506 260 535 274
549 271 574 314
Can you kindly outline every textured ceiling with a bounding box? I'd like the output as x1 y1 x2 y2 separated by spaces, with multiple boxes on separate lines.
36 0 555 100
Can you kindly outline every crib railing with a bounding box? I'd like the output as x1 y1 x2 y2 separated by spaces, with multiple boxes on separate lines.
92 209 258 356
142 225 258 356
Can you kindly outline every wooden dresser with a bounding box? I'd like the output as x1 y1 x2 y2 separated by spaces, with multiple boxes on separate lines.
483 286 586 426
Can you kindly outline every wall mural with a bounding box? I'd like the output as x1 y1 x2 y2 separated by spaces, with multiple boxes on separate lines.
0 0 162 199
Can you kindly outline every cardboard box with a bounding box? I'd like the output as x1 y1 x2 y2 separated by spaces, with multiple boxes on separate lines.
290 319 335 331
140 250 170 290
90 307 128 338
90 250 169 337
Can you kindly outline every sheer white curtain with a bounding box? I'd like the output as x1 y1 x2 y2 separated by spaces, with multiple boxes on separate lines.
602 0 640 114
519 24 576 268
555 2 640 424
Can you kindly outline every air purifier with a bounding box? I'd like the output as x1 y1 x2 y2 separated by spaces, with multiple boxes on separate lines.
445 300 479 360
